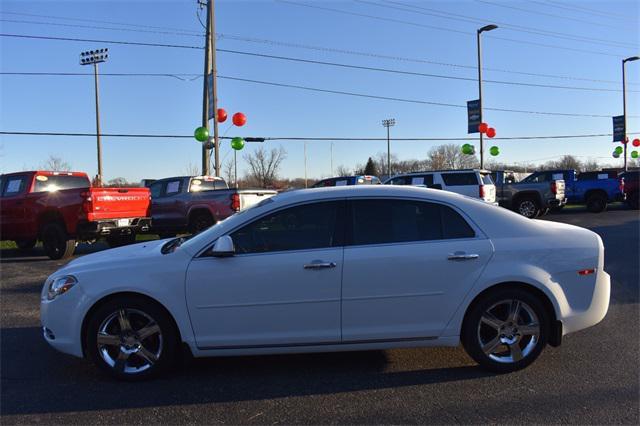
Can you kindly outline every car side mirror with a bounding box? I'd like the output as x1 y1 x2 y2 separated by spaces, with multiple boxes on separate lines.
211 235 235 257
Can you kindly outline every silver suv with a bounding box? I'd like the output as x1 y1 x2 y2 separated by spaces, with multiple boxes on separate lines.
384 169 497 205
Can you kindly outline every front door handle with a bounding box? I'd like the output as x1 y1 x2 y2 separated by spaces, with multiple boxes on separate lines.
447 252 479 261
303 261 337 270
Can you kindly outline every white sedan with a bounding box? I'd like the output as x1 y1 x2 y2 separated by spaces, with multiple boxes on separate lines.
41 186 610 380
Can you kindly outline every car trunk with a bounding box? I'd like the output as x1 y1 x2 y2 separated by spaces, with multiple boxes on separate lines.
237 190 277 210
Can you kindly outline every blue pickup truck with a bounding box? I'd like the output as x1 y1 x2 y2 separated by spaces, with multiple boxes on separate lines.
520 169 625 212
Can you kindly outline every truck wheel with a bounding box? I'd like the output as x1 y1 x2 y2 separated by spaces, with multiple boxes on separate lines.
15 239 37 251
515 198 540 219
586 193 607 213
106 233 137 248
42 223 76 260
189 212 214 235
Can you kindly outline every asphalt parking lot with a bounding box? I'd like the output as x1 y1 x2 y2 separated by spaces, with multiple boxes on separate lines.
1 206 638 424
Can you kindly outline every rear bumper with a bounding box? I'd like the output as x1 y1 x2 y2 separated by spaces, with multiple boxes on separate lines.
561 270 611 336
547 197 567 207
77 218 151 239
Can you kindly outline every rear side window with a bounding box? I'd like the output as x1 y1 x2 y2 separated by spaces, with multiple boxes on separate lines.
442 173 478 186
32 175 89 192
522 173 547 183
164 180 182 196
387 175 434 186
2 176 28 197
350 199 475 246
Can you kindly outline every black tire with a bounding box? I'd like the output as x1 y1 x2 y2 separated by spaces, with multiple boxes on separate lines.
514 197 541 219
41 223 75 260
539 208 550 217
106 232 137 248
15 239 37 251
586 193 607 213
461 287 549 373
189 212 214 235
85 295 178 381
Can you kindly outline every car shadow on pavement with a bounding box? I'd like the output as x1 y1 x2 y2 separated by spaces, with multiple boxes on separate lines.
1 326 493 416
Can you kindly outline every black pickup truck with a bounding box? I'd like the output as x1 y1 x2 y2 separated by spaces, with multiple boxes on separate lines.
491 170 566 218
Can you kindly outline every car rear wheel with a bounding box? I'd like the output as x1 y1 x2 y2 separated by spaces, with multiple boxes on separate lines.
515 198 540 219
15 239 37 251
586 193 607 213
85 296 178 381
189 212 214 235
41 223 75 260
462 288 549 373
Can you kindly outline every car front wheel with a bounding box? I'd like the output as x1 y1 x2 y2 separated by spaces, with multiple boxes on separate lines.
85 296 178 381
462 288 549 373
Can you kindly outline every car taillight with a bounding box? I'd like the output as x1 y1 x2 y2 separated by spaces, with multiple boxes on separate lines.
81 191 93 213
578 268 595 276
230 193 240 211
550 181 557 195
619 177 625 193
479 185 485 199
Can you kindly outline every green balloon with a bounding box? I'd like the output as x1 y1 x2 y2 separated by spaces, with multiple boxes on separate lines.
231 137 245 151
194 126 209 142
461 144 472 155
614 146 623 154
490 146 500 156
632 150 639 159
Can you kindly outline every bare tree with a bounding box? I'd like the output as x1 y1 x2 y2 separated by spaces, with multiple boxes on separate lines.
581 158 600 172
182 161 200 176
334 164 351 176
41 155 71 171
106 177 130 187
244 146 287 188
543 155 582 171
222 159 235 186
426 144 479 170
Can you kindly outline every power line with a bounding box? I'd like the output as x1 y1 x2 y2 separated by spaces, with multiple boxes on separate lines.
0 32 203 49
476 0 637 28
216 75 633 118
2 130 638 141
362 0 635 49
532 0 637 22
1 14 634 86
0 71 202 81
277 0 629 57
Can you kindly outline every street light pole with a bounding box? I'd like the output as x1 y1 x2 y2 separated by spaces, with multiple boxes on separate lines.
477 24 498 170
382 118 396 178
80 48 108 186
622 56 639 171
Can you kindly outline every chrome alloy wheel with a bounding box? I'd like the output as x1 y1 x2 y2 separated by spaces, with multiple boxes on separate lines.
97 309 163 374
477 299 540 364
518 200 537 218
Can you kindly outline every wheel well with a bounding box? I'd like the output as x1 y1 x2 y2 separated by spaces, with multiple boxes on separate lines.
584 189 607 202
513 192 541 206
188 208 214 224
462 281 557 338
38 210 66 236
80 291 183 357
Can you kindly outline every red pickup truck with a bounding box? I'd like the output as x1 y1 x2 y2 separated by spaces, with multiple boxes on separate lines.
0 171 151 259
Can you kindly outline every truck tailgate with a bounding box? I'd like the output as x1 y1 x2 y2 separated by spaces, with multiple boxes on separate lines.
87 187 151 221
554 180 566 200
238 190 277 210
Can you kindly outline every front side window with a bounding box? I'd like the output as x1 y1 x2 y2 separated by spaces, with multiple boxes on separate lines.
2 176 28 197
441 172 478 186
231 201 343 254
351 199 474 246
164 180 182 196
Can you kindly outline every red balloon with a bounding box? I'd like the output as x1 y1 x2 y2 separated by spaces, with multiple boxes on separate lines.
486 127 496 138
217 108 227 123
633 139 640 147
478 122 489 133
232 112 247 127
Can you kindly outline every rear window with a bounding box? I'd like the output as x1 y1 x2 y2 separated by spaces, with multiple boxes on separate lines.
33 175 89 192
190 178 227 192
441 172 478 186
481 173 494 185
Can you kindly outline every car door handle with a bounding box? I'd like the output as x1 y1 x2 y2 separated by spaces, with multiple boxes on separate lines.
303 261 337 270
447 252 479 261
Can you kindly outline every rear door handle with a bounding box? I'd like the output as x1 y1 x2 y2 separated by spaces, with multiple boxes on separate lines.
447 252 479 261
303 261 337 270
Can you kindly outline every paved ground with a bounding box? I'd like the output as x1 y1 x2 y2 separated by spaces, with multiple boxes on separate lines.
1 206 638 424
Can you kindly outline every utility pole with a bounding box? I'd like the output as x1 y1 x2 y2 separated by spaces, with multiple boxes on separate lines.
201 0 220 176
477 24 498 170
382 118 395 178
80 48 108 186
304 141 308 188
622 56 639 171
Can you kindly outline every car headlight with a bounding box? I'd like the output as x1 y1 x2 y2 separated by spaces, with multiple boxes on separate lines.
47 275 78 300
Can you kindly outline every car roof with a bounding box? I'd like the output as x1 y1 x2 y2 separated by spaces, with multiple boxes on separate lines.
390 169 490 176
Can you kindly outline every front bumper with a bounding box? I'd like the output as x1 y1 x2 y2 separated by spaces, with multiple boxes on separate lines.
40 286 86 358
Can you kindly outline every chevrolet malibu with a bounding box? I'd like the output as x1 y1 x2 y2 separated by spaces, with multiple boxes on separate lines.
41 186 610 380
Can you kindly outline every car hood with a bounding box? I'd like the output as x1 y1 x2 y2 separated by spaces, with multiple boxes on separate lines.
62 239 170 270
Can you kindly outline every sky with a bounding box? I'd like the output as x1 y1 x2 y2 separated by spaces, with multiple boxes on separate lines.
0 0 639 183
